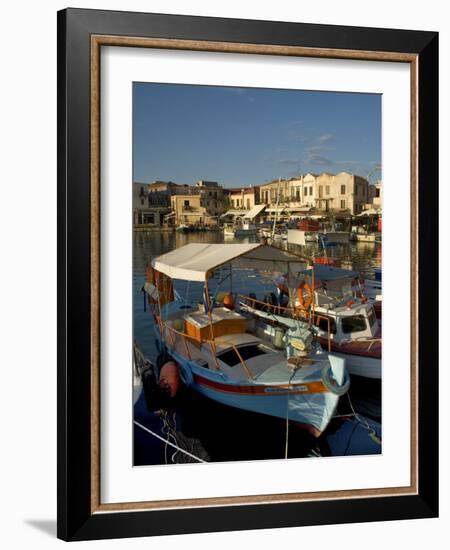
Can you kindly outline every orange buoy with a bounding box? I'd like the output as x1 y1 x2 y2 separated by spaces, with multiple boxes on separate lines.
159 361 180 398
223 293 235 309
297 281 313 310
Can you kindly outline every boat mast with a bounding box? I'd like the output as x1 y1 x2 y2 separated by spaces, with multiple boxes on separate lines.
271 176 281 241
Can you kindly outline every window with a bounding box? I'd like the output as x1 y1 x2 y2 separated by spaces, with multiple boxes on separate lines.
341 315 367 333
304 187 308 196
340 199 346 209
140 197 144 206
246 199 250 209
341 184 346 194
309 186 313 195
184 200 190 207
376 188 381 198
367 307 377 327
319 186 323 198
317 316 336 334
296 188 300 200
326 185 330 195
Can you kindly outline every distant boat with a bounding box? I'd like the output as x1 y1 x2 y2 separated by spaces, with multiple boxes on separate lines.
223 220 257 237
176 224 191 233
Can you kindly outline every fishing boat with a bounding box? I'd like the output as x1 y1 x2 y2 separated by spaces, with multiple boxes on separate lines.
223 219 257 237
144 243 350 437
241 263 381 379
288 265 381 379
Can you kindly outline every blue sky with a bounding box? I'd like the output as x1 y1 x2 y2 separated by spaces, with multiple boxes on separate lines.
133 82 381 188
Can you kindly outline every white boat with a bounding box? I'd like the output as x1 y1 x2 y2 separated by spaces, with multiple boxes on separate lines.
223 220 257 237
285 265 381 379
320 231 350 244
144 243 350 437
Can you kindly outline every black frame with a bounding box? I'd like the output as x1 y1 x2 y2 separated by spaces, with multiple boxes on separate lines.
57 8 438 541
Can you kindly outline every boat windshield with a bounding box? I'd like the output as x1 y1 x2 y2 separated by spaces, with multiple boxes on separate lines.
341 315 367 333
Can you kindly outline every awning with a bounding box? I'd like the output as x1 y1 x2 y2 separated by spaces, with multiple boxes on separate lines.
358 208 381 216
152 243 310 282
243 204 265 219
265 207 285 213
284 206 313 212
220 209 247 219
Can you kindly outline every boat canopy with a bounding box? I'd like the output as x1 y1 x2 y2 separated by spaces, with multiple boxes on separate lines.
298 264 359 282
152 243 310 282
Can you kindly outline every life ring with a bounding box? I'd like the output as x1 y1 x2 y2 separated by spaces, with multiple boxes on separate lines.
321 364 351 396
297 281 313 310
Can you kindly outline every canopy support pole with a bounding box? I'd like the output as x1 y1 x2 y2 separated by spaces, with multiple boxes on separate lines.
204 276 220 370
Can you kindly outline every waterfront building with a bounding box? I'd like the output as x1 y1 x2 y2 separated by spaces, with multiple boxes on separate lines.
257 172 368 217
368 181 382 208
226 186 260 210
194 180 226 219
287 172 369 215
133 182 171 225
170 194 216 226
147 180 191 207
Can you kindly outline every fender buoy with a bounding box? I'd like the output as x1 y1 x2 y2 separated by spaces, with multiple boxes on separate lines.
223 293 235 309
345 299 356 309
297 282 313 310
321 364 350 396
159 361 180 397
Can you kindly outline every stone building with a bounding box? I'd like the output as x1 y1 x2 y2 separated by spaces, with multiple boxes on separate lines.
147 180 191 207
194 180 226 218
170 194 216 226
133 183 170 225
287 172 369 215
368 181 382 208
226 186 260 210
259 179 290 208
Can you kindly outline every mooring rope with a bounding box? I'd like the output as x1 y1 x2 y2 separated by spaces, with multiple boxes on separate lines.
134 420 207 463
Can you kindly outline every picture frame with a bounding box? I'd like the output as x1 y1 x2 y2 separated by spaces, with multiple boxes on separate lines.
57 8 438 541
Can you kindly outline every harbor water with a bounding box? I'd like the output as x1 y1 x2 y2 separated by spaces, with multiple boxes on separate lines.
133 230 382 465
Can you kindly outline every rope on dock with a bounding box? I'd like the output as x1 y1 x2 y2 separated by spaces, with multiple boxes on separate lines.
134 420 207 463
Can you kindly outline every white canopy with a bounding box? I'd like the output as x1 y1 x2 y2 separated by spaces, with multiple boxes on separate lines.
152 243 260 282
152 243 310 282
243 204 266 219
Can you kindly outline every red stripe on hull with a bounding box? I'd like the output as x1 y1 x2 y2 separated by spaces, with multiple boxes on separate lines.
193 374 327 395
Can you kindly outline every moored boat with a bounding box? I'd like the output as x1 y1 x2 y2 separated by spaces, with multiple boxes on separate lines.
144 243 350 437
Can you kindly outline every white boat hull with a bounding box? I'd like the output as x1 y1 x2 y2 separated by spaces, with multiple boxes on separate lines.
193 377 340 436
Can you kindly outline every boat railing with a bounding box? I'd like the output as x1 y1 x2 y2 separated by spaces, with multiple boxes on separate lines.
158 317 255 380
346 336 382 352
237 293 307 321
238 294 332 352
